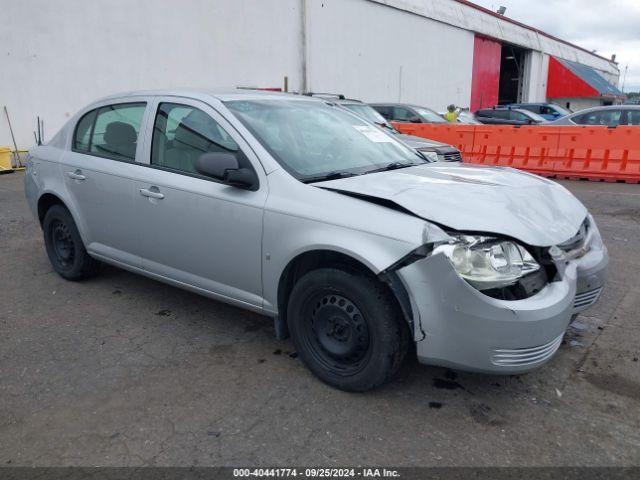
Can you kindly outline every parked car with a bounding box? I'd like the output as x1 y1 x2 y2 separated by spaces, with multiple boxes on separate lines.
549 105 640 126
306 94 461 162
475 107 548 125
26 90 608 391
370 103 447 124
502 103 571 121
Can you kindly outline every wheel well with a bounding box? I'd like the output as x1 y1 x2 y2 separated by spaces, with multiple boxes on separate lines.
37 193 65 225
276 250 414 338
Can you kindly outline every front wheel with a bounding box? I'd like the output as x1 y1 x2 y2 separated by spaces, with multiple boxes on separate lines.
287 268 409 392
43 204 100 280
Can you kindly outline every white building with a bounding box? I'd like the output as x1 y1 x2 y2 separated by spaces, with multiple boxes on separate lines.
1 0 622 148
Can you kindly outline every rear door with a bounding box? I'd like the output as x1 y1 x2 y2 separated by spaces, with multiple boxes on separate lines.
60 100 150 266
133 97 267 308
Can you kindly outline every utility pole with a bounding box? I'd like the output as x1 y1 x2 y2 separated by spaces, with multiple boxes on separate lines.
621 64 628 93
300 0 309 93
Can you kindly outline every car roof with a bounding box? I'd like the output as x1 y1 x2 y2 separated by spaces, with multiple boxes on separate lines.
370 103 437 111
569 105 640 114
479 107 530 113
94 88 321 104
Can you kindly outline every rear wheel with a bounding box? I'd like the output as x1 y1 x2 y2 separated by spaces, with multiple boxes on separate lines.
287 268 409 392
43 205 100 280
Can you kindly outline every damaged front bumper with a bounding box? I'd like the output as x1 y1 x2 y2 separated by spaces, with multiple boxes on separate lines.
396 228 608 375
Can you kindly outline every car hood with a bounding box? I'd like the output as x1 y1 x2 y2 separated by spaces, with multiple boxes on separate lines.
397 133 449 149
314 163 587 246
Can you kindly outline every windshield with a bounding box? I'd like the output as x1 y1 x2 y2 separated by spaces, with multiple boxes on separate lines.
416 107 447 123
551 104 571 115
341 103 396 130
457 111 482 124
225 99 421 181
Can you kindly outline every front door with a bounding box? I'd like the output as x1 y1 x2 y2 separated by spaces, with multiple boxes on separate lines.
134 99 267 308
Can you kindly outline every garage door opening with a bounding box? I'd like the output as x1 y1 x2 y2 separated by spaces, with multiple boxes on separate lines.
498 43 528 104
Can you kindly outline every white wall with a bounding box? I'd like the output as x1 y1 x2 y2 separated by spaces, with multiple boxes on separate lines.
551 97 614 112
0 0 302 148
306 0 474 110
522 52 549 103
371 0 620 79
0 0 621 148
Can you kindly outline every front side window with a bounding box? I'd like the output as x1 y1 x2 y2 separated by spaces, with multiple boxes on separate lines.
89 103 146 161
392 107 416 122
573 110 622 126
151 103 239 175
226 99 420 180
510 111 528 122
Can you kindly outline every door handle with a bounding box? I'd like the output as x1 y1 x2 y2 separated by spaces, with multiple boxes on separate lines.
67 170 86 181
140 188 165 200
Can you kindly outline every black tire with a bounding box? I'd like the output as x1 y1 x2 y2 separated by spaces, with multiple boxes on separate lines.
287 268 410 392
42 204 100 280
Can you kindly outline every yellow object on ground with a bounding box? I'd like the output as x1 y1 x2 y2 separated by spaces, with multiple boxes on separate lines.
0 146 13 171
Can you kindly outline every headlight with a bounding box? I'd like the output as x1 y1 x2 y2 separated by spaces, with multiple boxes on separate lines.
419 150 439 162
433 235 540 290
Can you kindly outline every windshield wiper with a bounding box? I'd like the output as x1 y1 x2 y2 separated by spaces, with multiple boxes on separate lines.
301 171 359 184
375 121 399 134
363 161 416 175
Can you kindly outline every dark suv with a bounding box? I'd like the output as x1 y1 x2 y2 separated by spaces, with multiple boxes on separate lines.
502 103 571 121
475 108 548 125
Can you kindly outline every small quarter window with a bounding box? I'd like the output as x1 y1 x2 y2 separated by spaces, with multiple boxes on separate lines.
73 109 97 152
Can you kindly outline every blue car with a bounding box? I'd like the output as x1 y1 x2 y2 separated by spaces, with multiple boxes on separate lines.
503 103 572 121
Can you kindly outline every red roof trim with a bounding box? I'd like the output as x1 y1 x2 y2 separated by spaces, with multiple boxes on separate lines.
453 0 616 65
546 56 600 99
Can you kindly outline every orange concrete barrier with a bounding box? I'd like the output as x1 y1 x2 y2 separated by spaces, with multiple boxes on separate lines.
393 123 640 184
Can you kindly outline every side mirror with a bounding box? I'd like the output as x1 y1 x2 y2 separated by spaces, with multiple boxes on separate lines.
409 116 422 123
195 152 258 190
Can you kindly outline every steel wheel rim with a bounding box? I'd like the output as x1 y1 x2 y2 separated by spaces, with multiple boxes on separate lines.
51 220 75 268
301 292 371 376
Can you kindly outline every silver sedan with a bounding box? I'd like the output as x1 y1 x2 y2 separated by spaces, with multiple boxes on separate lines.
25 90 608 391
549 105 640 126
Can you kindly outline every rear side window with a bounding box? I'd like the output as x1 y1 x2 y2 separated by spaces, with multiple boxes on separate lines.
151 102 239 175
89 103 146 161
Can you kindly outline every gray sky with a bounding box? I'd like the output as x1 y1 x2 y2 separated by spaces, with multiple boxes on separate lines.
468 0 640 92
